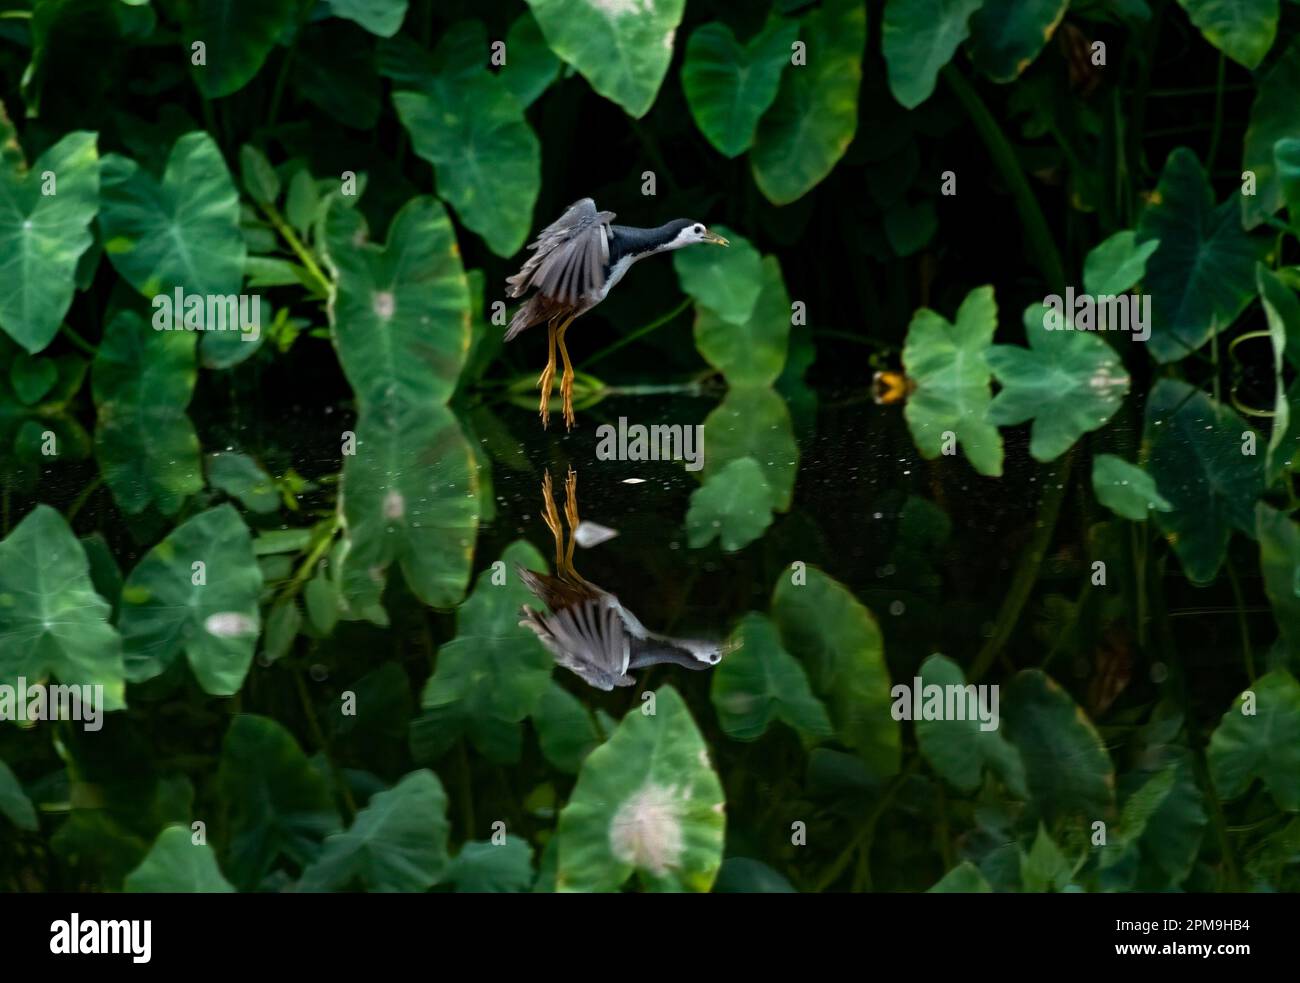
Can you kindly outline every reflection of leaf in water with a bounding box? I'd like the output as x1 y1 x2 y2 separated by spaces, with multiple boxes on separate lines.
92 309 202 516
336 404 480 621
986 303 1130 463
901 284 1002 477
686 456 773 551
1209 669 1300 811
699 385 798 510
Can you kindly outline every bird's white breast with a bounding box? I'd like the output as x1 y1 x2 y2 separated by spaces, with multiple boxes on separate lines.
593 256 635 303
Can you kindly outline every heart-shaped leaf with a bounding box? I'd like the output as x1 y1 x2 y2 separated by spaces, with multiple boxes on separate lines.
698 386 799 510
967 0 1068 82
298 769 450 892
882 0 983 109
217 714 342 890
1242 40 1300 229
914 653 1025 796
0 505 124 710
710 611 832 742
503 12 562 109
901 284 1003 477
672 224 763 326
118 504 263 696
986 303 1130 462
99 132 245 300
524 0 686 118
1176 0 1277 70
532 680 604 774
1137 148 1262 361
322 196 471 411
1209 669 1300 810
1003 670 1114 821
691 255 791 387
416 541 552 762
125 825 235 892
772 566 899 776
681 18 799 158
556 685 724 892
751 0 865 205
1092 454 1173 521
92 309 203 517
180 0 306 98
0 105 98 354
9 354 58 405
1145 379 1263 584
1082 230 1160 296
326 0 408 38
444 838 535 892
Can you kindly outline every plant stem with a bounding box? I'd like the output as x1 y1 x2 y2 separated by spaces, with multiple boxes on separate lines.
942 64 1067 296
66 476 103 524
578 298 691 370
60 323 98 356
257 199 332 297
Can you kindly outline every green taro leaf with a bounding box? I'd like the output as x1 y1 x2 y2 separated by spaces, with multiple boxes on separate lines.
1257 504 1300 665
206 452 279 514
1144 379 1264 584
751 0 865 205
913 653 1025 796
299 769 450 892
686 457 775 552
504 12 562 109
524 0 686 118
1243 40 1300 229
672 224 763 326
1021 823 1071 892
10 354 57 405
1175 0 1277 70
555 685 724 892
967 0 1068 82
389 32 540 257
1137 148 1262 362
1082 230 1160 296
1208 670 1300 811
336 404 480 617
1003 670 1114 821
0 106 98 354
118 504 263 696
772 566 899 776
691 255 792 387
180 0 306 98
1257 264 1298 479
901 284 1003 477
882 0 984 109
125 825 235 892
92 310 202 517
322 196 471 411
0 505 124 710
444 838 535 892
326 0 408 38
416 541 553 762
532 680 604 773
710 612 832 742
929 860 992 892
1092 454 1173 521
99 131 244 300
218 714 343 890
986 303 1130 462
698 386 799 511
681 18 800 158
0 759 37 831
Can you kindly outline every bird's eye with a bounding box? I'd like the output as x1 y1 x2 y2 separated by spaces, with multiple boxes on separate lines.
694 225 703 234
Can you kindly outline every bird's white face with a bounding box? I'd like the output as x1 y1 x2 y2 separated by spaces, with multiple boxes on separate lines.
667 222 730 250
679 637 736 667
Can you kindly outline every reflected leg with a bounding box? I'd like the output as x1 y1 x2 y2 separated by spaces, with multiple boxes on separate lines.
540 470 564 574
562 467 579 577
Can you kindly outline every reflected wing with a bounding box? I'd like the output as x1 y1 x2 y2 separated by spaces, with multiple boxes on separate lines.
519 599 632 691
505 198 616 306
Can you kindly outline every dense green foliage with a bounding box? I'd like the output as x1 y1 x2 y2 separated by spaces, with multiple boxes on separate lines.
4 0 1300 894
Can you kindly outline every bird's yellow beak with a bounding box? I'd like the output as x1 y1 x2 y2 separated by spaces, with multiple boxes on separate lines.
703 229 729 246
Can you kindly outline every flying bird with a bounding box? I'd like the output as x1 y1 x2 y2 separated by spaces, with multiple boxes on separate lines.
517 468 735 690
505 198 729 429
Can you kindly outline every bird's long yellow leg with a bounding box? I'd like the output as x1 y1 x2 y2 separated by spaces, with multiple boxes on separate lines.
555 314 577 430
537 317 558 429
540 470 564 573
562 467 580 577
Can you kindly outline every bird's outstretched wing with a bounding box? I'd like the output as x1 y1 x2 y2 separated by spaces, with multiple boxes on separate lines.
505 198 616 308
519 598 633 691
